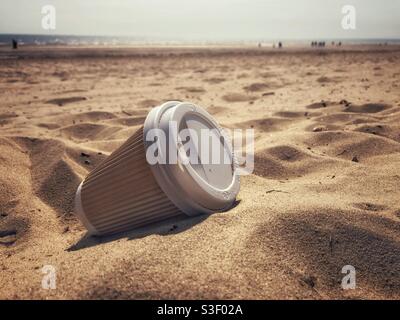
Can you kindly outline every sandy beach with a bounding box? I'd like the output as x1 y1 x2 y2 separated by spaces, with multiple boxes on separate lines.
0 45 400 299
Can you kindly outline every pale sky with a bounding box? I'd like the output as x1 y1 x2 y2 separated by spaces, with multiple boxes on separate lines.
0 0 399 40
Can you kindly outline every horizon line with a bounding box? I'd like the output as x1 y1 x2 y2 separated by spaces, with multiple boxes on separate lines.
0 33 399 42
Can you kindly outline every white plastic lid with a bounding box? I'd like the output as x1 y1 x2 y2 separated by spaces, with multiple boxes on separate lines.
143 101 240 216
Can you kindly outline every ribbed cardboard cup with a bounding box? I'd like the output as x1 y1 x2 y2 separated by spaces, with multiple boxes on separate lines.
75 101 240 235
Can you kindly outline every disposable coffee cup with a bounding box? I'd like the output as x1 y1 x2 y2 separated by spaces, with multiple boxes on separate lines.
75 101 240 235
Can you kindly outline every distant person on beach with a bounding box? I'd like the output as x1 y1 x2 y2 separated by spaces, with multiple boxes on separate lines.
278 42 282 49
12 39 18 49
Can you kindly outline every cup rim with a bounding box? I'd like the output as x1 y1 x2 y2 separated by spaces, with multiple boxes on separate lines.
143 101 240 216
74 181 100 235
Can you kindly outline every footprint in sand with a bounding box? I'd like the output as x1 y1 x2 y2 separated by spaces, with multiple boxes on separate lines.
37 123 60 130
235 117 291 132
317 76 343 84
107 116 146 127
253 145 327 179
222 93 256 103
243 83 269 92
137 99 160 108
0 229 17 246
203 77 226 84
353 202 387 212
259 71 278 78
344 103 391 114
46 96 87 107
355 124 385 136
305 131 400 160
175 86 206 94
306 101 332 109
60 123 121 141
274 111 305 118
0 113 19 126
206 106 228 115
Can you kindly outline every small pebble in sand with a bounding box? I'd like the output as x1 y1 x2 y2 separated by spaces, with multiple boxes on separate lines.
301 275 316 288
312 126 325 132
80 152 90 158
262 92 275 96
84 159 91 165
352 156 359 162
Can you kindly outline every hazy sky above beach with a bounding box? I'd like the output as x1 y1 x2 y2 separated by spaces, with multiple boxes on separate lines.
0 0 399 40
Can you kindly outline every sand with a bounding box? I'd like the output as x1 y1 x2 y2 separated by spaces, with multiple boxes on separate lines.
0 45 400 299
